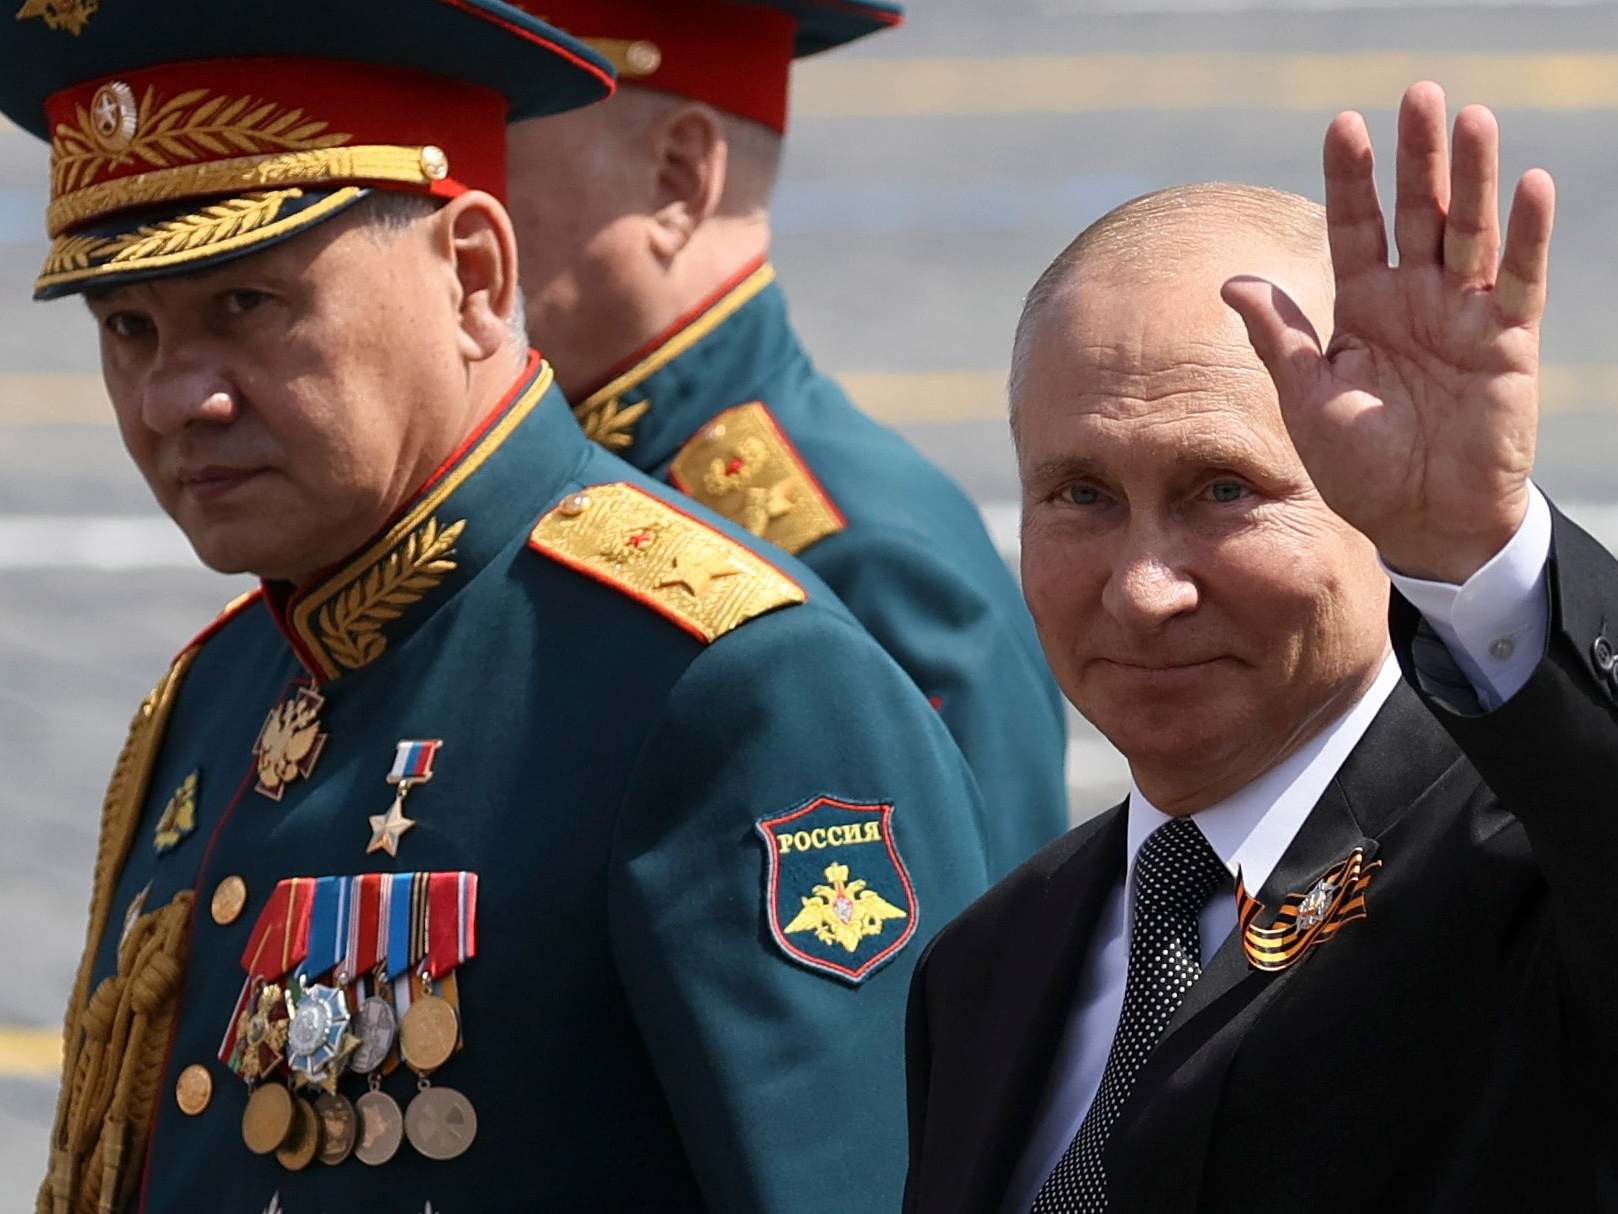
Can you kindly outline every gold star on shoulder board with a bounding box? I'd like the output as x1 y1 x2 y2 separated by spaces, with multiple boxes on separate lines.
366 798 416 857
657 547 742 598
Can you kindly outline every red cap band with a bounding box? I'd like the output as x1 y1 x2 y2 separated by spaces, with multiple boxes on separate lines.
514 0 797 133
45 57 508 230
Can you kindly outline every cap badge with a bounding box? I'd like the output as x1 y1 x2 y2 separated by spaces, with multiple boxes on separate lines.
89 81 137 151
15 0 99 37
51 87 350 200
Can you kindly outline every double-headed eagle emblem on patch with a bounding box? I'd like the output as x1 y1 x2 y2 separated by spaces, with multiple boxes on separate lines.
784 862 908 954
757 796 918 984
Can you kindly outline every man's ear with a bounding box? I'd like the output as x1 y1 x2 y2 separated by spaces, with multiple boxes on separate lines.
646 103 727 262
434 190 521 364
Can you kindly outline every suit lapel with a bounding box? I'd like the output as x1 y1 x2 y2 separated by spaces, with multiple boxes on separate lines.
1161 786 1379 1043
1103 684 1454 1213
920 806 1128 1212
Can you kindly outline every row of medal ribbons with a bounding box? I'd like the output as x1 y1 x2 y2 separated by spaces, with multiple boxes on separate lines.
219 872 480 1168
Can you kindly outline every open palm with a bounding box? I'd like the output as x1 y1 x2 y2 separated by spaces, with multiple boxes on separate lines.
1226 83 1555 584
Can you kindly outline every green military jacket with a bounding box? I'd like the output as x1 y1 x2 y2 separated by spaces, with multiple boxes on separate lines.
571 261 1069 880
48 356 992 1214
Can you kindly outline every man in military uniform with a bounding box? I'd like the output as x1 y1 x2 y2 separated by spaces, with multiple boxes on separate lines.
9 4 993 1210
503 0 1070 880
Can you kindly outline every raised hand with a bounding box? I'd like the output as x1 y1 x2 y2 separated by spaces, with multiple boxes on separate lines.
1223 81 1555 584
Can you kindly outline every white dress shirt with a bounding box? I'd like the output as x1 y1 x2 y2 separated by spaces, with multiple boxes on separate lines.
1001 483 1555 1213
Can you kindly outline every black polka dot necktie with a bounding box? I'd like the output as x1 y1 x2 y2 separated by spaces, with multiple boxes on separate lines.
1031 817 1229 1213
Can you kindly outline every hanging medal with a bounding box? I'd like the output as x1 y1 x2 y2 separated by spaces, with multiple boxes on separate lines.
224 870 478 1167
313 1085 358 1168
341 876 398 1078
273 1094 321 1172
285 878 360 1098
322 875 385 1167
350 957 406 1167
222 878 316 1157
353 1054 406 1168
356 871 427 1165
397 871 479 1161
367 739 442 856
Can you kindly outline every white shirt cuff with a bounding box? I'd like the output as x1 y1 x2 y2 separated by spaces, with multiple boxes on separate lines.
1382 484 1553 710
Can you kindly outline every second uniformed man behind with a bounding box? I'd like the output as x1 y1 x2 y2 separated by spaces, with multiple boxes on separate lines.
13 4 993 1211
501 0 1071 880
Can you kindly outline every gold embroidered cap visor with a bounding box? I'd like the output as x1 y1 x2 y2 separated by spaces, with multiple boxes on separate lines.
36 181 380 300
4 0 616 299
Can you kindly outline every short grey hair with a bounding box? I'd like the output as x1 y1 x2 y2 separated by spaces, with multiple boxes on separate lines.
350 189 529 363
1007 183 1329 428
613 85 783 214
351 189 442 235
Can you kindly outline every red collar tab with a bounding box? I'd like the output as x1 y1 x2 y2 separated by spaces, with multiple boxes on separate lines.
516 0 797 133
44 58 508 239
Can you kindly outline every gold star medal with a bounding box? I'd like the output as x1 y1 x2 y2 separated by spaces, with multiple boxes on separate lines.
367 739 443 856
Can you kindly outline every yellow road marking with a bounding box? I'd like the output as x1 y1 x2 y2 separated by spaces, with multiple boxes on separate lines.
0 372 109 426
1541 364 1618 415
0 1028 60 1079
840 369 1008 425
3 52 1618 147
0 366 1612 430
794 52 1618 117
845 364 1618 424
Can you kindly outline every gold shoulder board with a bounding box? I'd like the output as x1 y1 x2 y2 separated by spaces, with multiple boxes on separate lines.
528 482 807 644
668 402 846 556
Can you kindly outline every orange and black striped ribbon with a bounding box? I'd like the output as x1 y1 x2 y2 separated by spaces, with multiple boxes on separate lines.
1234 849 1381 973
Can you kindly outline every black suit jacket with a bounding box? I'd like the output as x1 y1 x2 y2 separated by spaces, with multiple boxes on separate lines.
905 507 1618 1213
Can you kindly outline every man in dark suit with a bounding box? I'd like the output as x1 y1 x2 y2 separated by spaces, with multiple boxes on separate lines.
904 82 1618 1212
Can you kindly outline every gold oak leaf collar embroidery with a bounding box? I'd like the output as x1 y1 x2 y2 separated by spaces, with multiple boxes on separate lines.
576 395 650 452
570 262 780 456
315 516 467 673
